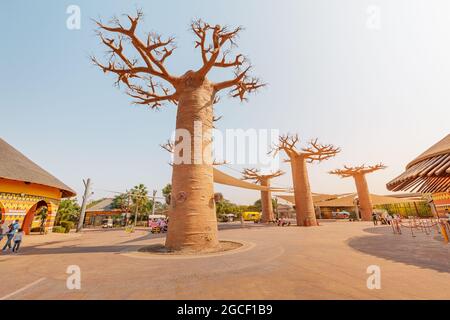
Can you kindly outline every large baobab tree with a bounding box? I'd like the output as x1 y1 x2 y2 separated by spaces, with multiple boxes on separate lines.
329 163 386 221
271 134 340 226
92 11 264 251
241 168 284 222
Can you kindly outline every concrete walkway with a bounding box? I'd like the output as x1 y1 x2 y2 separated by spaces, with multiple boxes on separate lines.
0 221 448 299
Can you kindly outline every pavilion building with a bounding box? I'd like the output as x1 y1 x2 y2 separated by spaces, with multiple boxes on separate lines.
387 134 450 217
0 138 76 234
84 198 124 227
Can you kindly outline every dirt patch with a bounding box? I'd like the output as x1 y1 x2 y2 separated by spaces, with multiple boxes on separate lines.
138 240 243 255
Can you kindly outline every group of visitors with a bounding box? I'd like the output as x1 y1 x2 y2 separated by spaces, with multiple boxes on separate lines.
0 219 23 253
372 212 401 226
275 217 291 227
149 218 168 233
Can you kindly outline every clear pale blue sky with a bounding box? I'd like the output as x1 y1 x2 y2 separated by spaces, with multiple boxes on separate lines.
1 0 449 204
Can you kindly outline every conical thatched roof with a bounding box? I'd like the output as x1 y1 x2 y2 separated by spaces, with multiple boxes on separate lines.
387 134 450 193
0 138 76 198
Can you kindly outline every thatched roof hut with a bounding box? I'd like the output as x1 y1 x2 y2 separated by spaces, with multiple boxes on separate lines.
0 138 76 198
387 134 450 193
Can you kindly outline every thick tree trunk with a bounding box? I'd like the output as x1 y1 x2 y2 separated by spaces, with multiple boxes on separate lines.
165 78 219 251
354 174 373 221
260 178 274 223
291 156 318 226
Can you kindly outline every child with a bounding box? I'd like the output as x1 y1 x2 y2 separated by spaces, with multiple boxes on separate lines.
2 224 15 252
12 228 23 253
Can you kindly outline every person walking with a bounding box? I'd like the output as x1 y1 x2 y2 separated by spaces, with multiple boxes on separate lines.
372 212 378 226
0 220 7 244
2 225 14 252
385 214 393 225
12 228 23 253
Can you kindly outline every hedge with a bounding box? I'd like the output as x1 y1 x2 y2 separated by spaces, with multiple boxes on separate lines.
52 226 66 233
60 221 74 233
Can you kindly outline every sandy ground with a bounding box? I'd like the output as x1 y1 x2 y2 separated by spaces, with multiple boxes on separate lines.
0 221 448 300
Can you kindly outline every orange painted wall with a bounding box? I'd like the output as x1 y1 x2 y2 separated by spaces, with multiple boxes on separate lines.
0 178 62 232
0 178 62 199
432 192 450 217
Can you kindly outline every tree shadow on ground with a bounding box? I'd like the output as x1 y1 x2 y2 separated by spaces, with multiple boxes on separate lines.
347 226 450 274
6 244 145 256
11 223 266 257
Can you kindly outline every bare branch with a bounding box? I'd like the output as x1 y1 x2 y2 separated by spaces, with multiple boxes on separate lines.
270 134 340 163
329 163 387 178
301 138 341 163
160 139 174 153
269 134 300 158
92 11 180 109
214 66 266 101
192 20 245 77
241 168 285 184
190 19 264 101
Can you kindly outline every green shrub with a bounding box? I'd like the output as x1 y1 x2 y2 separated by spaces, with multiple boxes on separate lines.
349 212 358 221
60 221 74 233
52 226 66 233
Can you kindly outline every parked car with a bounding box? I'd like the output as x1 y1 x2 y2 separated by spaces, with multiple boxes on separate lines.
102 218 113 228
331 211 350 219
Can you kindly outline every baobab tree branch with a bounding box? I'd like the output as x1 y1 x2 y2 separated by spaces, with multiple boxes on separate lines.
125 77 178 108
329 163 387 178
190 19 265 100
214 66 265 101
92 11 180 108
160 139 175 153
242 168 285 184
93 10 178 88
301 139 341 163
192 20 243 75
269 134 300 158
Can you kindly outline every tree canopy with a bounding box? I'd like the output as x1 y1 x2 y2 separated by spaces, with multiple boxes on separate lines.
56 198 80 225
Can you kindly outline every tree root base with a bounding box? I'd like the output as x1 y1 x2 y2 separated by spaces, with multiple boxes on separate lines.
138 240 242 255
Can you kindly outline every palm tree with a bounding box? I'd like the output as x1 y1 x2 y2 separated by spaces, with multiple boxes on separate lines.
130 184 150 226
36 206 48 234
56 198 80 225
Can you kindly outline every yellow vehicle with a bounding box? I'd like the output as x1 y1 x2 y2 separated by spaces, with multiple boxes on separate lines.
242 211 262 222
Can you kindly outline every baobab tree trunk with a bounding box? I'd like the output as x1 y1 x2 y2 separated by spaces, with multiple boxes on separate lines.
292 157 318 226
353 174 373 221
260 179 274 223
165 78 219 251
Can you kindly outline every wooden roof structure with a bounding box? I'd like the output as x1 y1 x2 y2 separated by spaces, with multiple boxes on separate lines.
276 193 340 204
277 193 420 207
386 134 450 193
0 138 76 198
213 168 288 192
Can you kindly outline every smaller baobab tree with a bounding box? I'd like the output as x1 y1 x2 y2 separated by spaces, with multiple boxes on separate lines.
92 10 264 251
271 134 340 226
329 163 386 221
241 168 284 222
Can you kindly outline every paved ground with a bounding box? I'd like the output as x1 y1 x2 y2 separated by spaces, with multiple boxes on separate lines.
0 221 448 299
